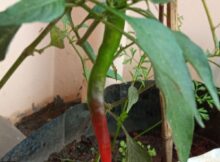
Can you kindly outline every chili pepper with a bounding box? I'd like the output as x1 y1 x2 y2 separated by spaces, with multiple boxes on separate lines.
87 1 126 162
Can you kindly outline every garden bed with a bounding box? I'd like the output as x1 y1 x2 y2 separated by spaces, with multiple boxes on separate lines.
16 96 80 136
45 130 219 162
2 81 219 162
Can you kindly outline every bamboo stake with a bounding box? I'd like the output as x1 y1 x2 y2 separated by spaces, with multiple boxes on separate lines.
160 93 173 162
167 1 178 30
159 4 164 23
160 1 178 162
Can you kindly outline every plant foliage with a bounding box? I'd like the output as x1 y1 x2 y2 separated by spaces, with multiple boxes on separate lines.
0 0 65 26
0 1 219 162
150 0 172 4
0 26 20 61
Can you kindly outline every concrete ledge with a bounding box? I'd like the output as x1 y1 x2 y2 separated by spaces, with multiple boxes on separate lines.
1 104 91 162
0 116 25 159
1 82 161 162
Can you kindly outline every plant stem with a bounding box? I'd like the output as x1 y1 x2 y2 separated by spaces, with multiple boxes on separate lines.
114 42 135 59
0 50 27 90
66 9 96 63
127 7 156 19
208 59 220 69
215 23 220 29
67 36 89 81
105 81 155 110
0 18 60 90
77 20 100 45
93 153 100 162
59 157 75 162
144 0 150 9
81 3 136 43
201 0 218 49
107 110 127 134
110 83 155 148
134 120 162 139
35 44 51 54
111 101 128 149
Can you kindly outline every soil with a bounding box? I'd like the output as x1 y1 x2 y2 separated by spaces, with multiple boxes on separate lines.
16 96 80 136
45 129 219 162
15 82 220 162
46 136 98 162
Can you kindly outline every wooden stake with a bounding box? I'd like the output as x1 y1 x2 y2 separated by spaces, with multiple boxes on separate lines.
160 93 173 162
159 4 164 23
161 1 178 162
167 1 178 30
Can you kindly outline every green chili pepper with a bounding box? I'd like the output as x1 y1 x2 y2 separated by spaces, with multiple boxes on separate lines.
87 1 126 162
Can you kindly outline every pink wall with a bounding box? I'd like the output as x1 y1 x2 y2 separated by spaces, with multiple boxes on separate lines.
0 0 219 121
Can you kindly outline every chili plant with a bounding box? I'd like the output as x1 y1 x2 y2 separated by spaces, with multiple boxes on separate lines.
0 0 220 162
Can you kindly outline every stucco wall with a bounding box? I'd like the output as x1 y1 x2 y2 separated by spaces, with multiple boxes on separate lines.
0 2 122 121
123 0 220 85
179 0 220 84
0 1 55 121
0 24 55 121
0 1 219 121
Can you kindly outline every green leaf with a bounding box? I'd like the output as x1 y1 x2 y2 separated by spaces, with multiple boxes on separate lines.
50 26 65 49
173 32 220 110
149 0 172 4
126 17 202 162
127 85 139 113
106 69 123 81
126 134 151 162
0 0 65 26
75 2 218 161
0 25 20 61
